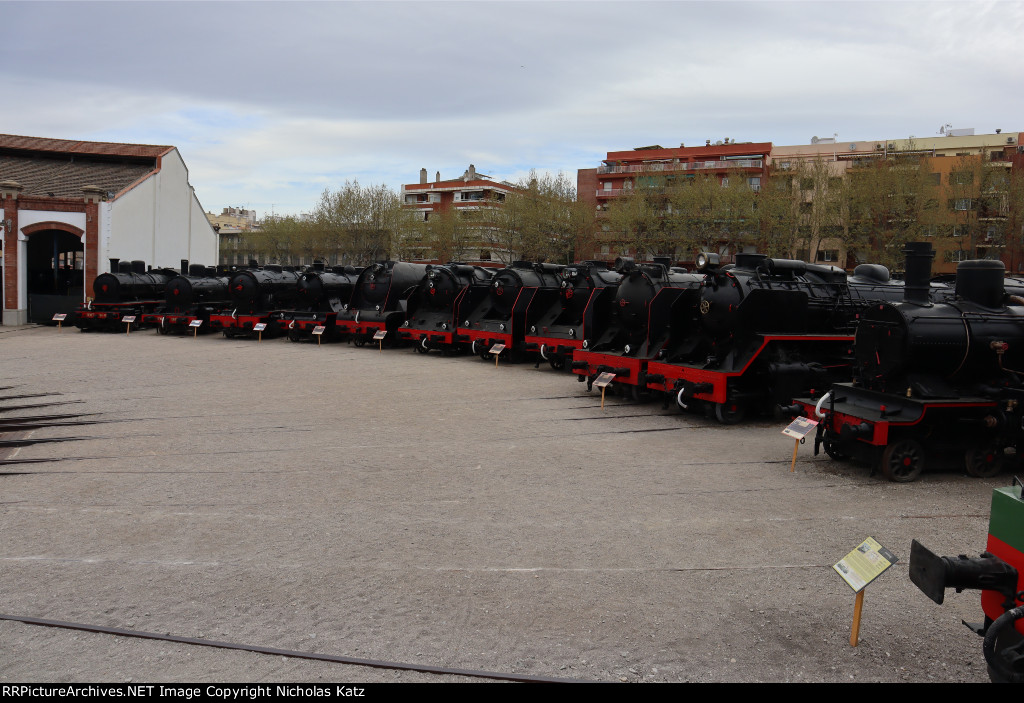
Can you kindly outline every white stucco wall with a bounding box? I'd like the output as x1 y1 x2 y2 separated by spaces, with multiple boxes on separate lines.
104 148 218 271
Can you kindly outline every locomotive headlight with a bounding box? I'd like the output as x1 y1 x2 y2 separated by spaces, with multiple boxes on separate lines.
696 252 720 272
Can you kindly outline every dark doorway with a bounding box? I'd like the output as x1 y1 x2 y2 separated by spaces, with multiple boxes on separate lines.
27 230 84 323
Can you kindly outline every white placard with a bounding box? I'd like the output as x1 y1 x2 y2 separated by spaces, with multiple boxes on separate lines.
593 372 617 388
373 330 387 340
189 319 203 328
253 323 268 332
489 343 506 355
122 315 137 323
312 325 326 335
52 313 67 321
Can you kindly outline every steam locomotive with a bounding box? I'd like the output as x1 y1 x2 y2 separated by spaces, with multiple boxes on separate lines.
140 260 234 334
335 261 430 346
640 253 928 423
209 265 302 338
72 258 177 332
794 243 1024 481
523 261 624 371
570 258 703 395
283 264 363 342
456 261 565 361
397 263 494 353
909 480 1024 682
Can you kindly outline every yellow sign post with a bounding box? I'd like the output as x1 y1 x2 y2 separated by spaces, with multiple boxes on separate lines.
593 372 617 409
781 416 818 472
833 537 899 646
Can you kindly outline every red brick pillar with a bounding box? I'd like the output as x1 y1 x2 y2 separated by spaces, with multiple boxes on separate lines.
1 180 23 323
82 186 104 300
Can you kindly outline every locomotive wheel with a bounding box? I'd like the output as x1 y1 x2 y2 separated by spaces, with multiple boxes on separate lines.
414 342 430 354
548 355 566 371
880 439 926 482
713 400 747 425
157 325 170 336
822 433 850 461
965 447 1005 478
287 331 301 343
353 338 366 348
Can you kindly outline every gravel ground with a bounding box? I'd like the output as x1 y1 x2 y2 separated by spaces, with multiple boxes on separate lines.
0 323 1005 683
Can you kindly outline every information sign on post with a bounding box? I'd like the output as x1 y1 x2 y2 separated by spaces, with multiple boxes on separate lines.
373 328 387 353
313 325 326 346
189 319 202 338
52 313 66 331
253 322 267 343
122 315 137 335
782 416 818 472
489 343 506 367
593 372 617 409
833 537 899 646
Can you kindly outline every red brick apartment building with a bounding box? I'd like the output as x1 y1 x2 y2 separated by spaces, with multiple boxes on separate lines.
577 141 772 260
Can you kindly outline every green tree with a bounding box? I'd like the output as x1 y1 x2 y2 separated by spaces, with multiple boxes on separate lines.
490 171 595 263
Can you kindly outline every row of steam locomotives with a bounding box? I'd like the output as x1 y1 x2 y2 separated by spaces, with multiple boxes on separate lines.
70 245 1024 478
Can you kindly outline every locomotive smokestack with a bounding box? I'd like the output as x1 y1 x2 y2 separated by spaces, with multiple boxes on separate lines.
181 259 189 275
902 242 934 305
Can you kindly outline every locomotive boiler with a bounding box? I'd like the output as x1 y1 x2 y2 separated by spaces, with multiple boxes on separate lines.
523 261 624 371
796 243 1024 481
335 261 430 346
397 263 494 353
456 261 564 361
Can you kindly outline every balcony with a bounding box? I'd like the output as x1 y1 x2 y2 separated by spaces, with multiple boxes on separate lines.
597 159 763 175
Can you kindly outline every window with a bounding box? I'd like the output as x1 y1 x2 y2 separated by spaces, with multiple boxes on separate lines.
603 182 612 191
953 224 969 237
950 171 973 185
950 249 969 262
953 198 974 211
747 177 761 191
720 177 729 188
818 250 838 262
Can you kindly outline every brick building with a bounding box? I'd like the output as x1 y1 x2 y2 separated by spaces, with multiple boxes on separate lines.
0 134 217 324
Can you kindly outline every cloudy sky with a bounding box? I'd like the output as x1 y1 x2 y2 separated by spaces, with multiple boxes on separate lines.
3 0 1022 217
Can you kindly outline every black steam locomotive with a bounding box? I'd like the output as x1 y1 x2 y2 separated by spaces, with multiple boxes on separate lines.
397 263 494 353
140 260 234 335
283 264 363 342
209 265 302 339
640 252 927 423
523 261 624 371
457 261 564 361
72 258 178 332
570 258 703 394
335 261 430 346
795 243 1024 481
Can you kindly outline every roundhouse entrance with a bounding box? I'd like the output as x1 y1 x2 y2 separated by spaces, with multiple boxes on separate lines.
26 228 84 323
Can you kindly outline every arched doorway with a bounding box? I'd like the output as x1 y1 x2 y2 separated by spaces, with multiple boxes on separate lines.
26 228 84 323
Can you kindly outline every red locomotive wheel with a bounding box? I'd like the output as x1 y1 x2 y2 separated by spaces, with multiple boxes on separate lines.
880 439 926 482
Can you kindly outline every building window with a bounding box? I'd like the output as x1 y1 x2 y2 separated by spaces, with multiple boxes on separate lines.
953 198 974 211
950 249 969 262
720 177 729 188
603 182 612 191
748 177 761 191
818 250 838 262
953 224 969 237
950 171 973 185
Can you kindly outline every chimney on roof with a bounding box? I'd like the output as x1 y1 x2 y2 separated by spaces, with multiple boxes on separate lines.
706 140 711 147
419 168 427 184
0 180 23 200
435 171 441 183
82 185 105 204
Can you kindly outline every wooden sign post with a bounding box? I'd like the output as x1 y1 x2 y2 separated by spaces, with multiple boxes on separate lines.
593 372 617 409
833 537 898 646
52 313 67 331
122 315 137 336
253 322 267 343
489 343 506 367
781 416 818 472
313 325 326 346
373 329 387 353
189 319 203 338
